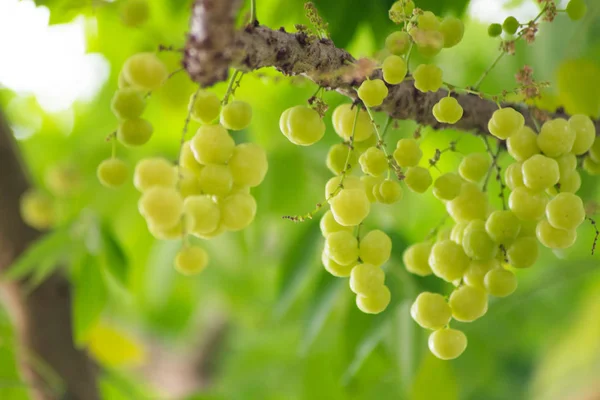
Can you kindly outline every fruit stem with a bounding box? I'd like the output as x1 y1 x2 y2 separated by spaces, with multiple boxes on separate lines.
381 116 392 139
222 69 241 105
472 52 506 91
473 4 548 91
250 0 257 25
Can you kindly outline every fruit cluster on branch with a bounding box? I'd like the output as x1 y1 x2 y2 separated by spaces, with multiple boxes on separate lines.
184 0 599 137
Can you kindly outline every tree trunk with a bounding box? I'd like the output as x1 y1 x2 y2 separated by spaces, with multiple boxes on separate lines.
0 110 99 400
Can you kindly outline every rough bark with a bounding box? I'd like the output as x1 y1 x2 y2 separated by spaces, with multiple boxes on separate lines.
184 0 600 136
0 110 99 400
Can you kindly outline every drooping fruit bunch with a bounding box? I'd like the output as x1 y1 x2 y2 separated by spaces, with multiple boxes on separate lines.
96 52 267 276
277 0 595 362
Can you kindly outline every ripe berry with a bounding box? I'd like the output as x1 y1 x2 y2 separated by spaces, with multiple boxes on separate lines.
545 192 585 231
522 154 560 191
462 219 498 261
507 126 540 161
134 158 177 192
117 118 153 146
449 285 488 322
356 286 391 314
446 182 488 222
198 164 233 197
485 210 521 245
332 104 375 142
433 97 463 124
458 153 490 183
123 53 168 91
429 239 469 282
330 189 371 226
428 328 467 360
220 100 252 131
327 143 357 175
97 158 128 188
190 91 221 124
487 108 524 139
229 143 268 187
281 105 325 145
374 179 403 204
569 114 596 155
393 138 422 167
138 187 183 230
537 118 575 157
357 79 388 107
506 236 539 268
325 231 359 266
439 16 464 48
385 31 411 55
324 175 363 199
484 268 517 297
191 124 235 165
508 186 548 221
403 242 433 276
536 219 577 249
320 210 353 237
411 28 444 58
413 64 443 93
410 292 452 330
433 172 462 201
220 193 257 231
382 55 408 85
505 162 525 190
359 147 388 176
111 88 146 120
417 11 440 31
322 250 353 277
404 166 432 193
184 195 220 236
349 263 385 296
175 246 209 276
359 230 392 267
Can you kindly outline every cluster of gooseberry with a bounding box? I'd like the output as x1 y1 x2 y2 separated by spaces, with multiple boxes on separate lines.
278 1 466 316
96 52 267 276
405 108 596 360
279 0 595 361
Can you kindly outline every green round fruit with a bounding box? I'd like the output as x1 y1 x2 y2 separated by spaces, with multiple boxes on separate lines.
97 158 128 188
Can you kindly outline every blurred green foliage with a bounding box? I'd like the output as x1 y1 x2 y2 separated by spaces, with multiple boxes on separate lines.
1 0 600 399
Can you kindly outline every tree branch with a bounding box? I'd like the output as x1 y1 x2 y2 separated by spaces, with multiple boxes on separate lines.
184 0 599 136
0 110 99 400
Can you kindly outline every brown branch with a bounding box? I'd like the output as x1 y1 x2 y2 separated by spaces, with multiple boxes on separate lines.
184 0 600 136
0 110 99 400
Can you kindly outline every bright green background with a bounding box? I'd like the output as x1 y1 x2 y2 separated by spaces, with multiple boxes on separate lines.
1 0 600 399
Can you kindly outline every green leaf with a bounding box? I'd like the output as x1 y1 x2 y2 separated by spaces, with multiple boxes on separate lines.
299 273 344 355
72 253 108 346
275 221 322 318
99 224 128 287
3 228 71 282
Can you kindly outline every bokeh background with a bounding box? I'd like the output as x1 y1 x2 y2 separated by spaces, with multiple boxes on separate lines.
1 0 600 399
